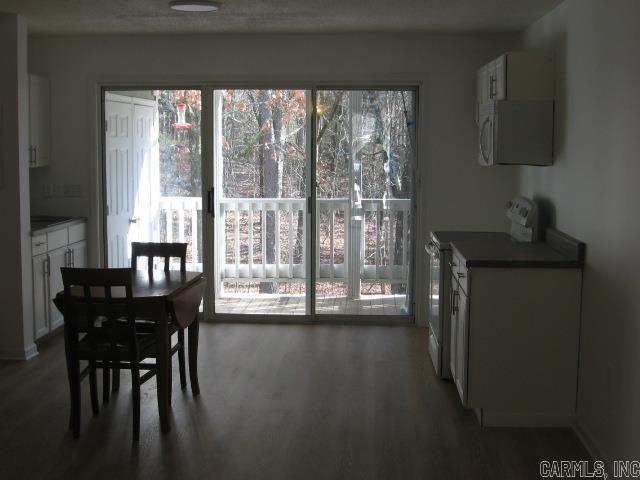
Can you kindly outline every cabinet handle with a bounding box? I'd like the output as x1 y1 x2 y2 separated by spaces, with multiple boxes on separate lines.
452 291 459 315
457 272 466 278
71 248 75 267
29 146 35 166
489 76 497 98
33 146 37 166
45 256 50 275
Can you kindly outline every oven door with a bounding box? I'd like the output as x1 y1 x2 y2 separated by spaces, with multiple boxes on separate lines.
427 242 442 340
427 241 444 376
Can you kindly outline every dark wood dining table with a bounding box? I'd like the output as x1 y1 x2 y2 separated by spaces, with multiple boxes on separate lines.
55 270 206 433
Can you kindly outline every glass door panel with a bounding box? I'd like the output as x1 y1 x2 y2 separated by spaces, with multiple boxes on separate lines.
315 89 416 316
105 89 202 272
213 89 310 315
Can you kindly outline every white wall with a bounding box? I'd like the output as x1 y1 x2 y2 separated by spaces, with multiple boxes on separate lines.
520 0 640 462
28 32 520 324
0 14 37 360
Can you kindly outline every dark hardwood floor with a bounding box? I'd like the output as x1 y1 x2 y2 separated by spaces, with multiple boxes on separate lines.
0 324 589 479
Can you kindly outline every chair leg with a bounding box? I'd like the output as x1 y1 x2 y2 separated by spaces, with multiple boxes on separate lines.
89 360 100 416
112 367 120 392
177 329 187 390
103 365 110 403
168 348 173 408
131 364 141 442
69 361 81 438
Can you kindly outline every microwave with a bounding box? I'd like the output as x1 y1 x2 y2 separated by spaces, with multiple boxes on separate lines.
477 100 554 167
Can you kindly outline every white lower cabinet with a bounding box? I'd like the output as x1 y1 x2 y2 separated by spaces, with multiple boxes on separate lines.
448 251 582 427
47 247 67 332
68 240 87 269
32 254 49 339
450 277 468 405
32 221 87 341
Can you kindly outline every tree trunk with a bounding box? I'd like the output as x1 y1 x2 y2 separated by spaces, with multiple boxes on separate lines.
257 90 281 294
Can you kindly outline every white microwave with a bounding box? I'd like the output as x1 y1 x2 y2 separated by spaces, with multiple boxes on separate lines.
477 100 554 166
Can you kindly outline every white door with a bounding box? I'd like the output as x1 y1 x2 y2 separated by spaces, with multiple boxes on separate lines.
106 98 135 267
133 103 159 242
105 95 157 267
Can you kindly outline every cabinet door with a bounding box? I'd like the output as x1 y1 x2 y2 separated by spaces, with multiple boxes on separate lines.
476 65 490 105
28 75 51 168
47 247 67 331
69 240 87 268
493 55 506 100
32 254 49 340
454 287 469 405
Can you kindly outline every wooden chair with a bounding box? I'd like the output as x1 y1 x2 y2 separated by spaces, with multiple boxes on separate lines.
61 267 158 441
126 242 188 393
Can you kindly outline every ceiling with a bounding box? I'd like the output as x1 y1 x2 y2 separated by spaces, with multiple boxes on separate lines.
0 0 564 35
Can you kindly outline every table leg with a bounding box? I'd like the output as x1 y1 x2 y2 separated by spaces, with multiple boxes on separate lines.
188 313 200 395
156 303 171 433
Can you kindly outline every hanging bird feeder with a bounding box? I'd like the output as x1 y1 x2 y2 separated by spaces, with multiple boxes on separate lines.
172 103 192 130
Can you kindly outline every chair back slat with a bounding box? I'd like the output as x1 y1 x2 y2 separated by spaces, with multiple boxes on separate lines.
62 268 138 359
131 242 187 276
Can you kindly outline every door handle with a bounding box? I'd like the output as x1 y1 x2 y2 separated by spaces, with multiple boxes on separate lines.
207 188 215 218
452 290 459 315
128 217 139 224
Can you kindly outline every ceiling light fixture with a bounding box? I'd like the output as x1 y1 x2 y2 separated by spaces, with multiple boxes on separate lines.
169 0 221 12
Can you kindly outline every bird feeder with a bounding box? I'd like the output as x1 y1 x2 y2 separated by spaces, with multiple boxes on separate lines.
172 103 192 130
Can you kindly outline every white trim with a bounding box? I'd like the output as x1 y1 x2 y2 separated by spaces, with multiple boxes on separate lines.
0 343 39 361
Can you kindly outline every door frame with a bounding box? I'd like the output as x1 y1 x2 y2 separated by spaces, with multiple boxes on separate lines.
98 80 421 326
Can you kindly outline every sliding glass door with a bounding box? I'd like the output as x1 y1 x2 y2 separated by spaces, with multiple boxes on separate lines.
212 89 311 315
315 89 416 316
209 87 416 319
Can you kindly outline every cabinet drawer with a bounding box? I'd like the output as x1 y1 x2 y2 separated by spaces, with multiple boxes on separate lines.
32 234 47 256
68 222 87 243
47 228 68 251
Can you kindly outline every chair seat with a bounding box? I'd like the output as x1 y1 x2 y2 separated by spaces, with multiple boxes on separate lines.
78 332 157 361
134 318 179 335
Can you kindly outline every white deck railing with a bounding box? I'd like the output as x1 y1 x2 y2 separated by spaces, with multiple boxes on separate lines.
157 196 411 286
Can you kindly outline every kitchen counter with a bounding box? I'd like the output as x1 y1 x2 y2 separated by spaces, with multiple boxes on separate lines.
451 236 584 269
31 216 86 236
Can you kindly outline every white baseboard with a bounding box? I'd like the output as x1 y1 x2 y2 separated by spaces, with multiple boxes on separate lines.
0 343 39 361
480 410 574 427
573 419 611 470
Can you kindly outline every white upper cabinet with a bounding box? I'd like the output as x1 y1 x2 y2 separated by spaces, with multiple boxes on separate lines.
477 52 553 105
28 74 51 168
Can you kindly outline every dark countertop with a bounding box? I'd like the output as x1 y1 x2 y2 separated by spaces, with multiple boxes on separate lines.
431 231 511 249
31 216 86 236
451 239 583 269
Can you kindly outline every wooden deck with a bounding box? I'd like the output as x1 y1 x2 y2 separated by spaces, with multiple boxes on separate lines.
216 294 408 316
